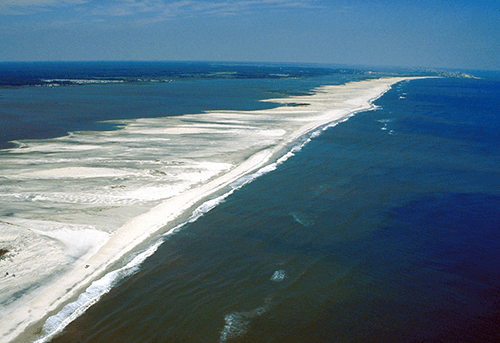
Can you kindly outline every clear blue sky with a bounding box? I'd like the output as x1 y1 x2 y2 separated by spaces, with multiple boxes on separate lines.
1 0 498 70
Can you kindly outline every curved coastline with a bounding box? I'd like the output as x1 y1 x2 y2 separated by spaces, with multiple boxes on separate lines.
1 76 427 343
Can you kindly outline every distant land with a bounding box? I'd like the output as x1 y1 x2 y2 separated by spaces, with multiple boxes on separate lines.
0 61 476 88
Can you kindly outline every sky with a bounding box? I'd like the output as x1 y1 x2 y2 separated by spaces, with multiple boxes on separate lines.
0 0 498 70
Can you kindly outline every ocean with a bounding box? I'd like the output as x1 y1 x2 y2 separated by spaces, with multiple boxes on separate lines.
1 63 500 342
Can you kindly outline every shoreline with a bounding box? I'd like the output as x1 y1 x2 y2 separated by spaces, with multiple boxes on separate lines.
1 76 426 343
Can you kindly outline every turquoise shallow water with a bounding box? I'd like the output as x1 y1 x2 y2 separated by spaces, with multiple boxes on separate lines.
44 76 500 342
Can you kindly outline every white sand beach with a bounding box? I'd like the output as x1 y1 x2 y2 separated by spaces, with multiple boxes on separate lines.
0 77 423 343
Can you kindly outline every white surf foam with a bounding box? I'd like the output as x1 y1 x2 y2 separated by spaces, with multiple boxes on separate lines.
271 270 286 282
33 238 162 343
219 305 268 343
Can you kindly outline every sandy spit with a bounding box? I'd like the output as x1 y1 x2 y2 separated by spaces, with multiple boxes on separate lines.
1 77 427 343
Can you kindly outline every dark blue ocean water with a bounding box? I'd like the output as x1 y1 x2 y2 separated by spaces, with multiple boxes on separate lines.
2 67 499 342
40 75 500 343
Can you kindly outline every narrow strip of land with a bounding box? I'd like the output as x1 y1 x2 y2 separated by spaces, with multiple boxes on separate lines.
2 77 425 343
